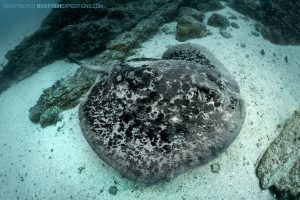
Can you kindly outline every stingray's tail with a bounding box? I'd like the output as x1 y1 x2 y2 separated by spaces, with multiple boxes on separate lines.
66 54 108 74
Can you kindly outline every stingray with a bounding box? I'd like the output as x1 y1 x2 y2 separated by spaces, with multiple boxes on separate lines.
78 43 246 184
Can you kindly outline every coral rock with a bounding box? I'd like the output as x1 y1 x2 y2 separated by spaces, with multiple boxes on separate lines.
256 110 300 199
207 13 230 29
178 7 205 22
176 16 207 42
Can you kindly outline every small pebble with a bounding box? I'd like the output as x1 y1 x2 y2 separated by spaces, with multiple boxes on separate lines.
211 163 221 173
219 29 232 38
276 124 282 129
108 186 118 196
231 22 239 29
78 166 85 174
284 55 288 63
251 30 260 37
260 49 265 56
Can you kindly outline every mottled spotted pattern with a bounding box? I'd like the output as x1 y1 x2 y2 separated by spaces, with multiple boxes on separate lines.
79 44 245 184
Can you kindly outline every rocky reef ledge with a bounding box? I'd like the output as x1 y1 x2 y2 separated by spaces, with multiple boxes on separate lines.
229 0 300 45
0 0 182 95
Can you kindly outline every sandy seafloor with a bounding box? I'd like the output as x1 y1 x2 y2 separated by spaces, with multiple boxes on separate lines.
0 5 300 200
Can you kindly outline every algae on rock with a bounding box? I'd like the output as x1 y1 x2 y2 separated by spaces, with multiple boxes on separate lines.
256 109 300 199
39 106 62 128
29 68 97 127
